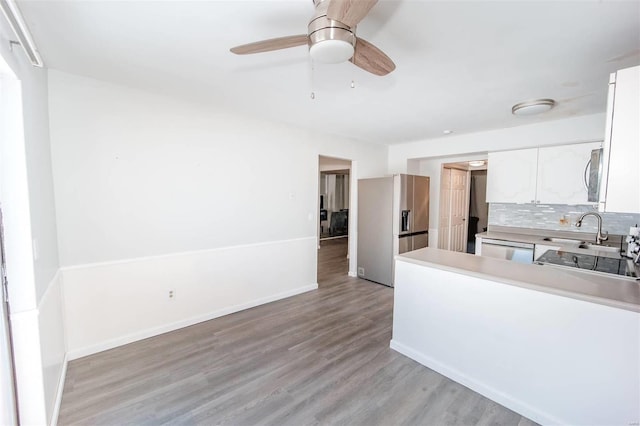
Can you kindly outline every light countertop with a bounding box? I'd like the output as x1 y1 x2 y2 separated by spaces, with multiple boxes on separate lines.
397 247 640 313
475 228 627 257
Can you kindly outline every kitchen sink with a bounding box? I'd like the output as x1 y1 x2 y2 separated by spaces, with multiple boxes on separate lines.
542 237 585 245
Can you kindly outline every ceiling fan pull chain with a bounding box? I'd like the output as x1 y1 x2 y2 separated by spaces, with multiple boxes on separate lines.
310 59 316 100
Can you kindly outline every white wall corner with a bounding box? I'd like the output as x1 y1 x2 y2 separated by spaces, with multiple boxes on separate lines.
9 309 48 425
49 353 67 426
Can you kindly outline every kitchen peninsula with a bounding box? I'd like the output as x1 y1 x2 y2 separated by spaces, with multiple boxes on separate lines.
391 248 639 426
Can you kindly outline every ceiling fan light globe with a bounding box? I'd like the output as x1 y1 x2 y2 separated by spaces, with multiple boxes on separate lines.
309 39 354 63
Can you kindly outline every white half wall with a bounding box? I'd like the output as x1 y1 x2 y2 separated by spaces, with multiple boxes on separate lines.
63 237 317 358
392 260 639 426
48 70 387 357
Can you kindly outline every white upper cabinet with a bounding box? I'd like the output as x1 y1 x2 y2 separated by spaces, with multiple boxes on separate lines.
487 142 601 204
487 148 538 203
537 142 601 204
600 65 640 213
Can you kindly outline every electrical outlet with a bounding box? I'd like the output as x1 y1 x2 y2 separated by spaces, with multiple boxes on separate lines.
357 267 365 276
168 290 174 299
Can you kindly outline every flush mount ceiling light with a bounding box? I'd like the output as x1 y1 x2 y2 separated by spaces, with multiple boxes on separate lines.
512 99 556 116
469 160 485 167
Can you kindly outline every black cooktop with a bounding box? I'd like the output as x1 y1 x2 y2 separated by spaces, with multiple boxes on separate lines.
536 250 638 278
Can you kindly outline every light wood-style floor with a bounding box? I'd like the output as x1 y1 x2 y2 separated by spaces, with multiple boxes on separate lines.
58 238 537 425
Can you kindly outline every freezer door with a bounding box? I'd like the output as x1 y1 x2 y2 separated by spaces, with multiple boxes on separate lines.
398 234 412 254
412 176 430 232
411 232 429 251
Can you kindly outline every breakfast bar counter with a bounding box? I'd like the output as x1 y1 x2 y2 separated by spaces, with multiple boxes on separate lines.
390 248 640 426
398 246 640 312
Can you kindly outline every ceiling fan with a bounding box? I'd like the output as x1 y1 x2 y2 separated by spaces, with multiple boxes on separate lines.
230 0 395 76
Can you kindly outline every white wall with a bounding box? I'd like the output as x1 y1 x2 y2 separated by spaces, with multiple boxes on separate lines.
389 113 606 173
48 71 387 358
0 21 64 425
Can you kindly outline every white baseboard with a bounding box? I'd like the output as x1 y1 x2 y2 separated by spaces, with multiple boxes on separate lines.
67 283 317 360
347 271 357 277
389 340 562 426
50 353 68 426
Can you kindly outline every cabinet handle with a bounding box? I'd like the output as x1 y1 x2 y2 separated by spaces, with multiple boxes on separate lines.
583 158 591 190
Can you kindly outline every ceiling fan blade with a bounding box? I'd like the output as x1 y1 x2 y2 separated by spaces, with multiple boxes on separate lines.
327 0 378 27
230 34 308 55
350 37 395 76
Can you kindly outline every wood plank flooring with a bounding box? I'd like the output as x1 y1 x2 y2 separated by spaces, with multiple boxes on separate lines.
58 238 538 425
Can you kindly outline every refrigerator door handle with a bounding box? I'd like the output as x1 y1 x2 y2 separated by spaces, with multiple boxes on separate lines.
401 210 411 233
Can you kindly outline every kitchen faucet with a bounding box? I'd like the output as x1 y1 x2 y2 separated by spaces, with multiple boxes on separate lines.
575 212 609 245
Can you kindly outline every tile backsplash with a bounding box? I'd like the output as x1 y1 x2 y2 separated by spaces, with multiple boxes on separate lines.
489 203 640 235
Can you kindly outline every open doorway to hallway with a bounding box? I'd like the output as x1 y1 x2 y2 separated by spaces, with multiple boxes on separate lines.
317 156 352 287
437 159 488 253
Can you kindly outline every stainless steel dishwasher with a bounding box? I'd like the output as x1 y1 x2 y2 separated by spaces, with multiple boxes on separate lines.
478 238 534 264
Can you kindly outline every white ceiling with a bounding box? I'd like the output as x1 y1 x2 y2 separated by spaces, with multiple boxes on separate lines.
17 0 640 145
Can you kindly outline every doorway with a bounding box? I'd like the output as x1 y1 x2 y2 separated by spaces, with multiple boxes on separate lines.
467 170 488 253
318 156 352 286
438 160 488 253
319 169 350 240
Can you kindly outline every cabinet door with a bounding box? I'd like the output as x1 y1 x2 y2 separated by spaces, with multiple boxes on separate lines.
603 66 640 213
537 142 601 205
487 148 538 203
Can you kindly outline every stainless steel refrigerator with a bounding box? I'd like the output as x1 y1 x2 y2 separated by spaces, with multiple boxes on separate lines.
357 174 430 287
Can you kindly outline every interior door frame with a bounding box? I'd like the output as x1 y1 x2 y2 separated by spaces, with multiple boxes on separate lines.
317 155 357 278
438 165 471 252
